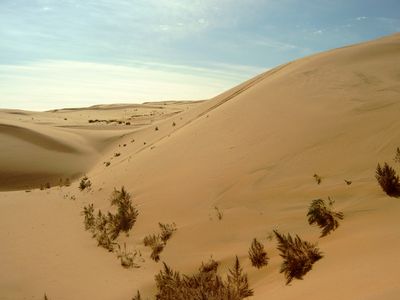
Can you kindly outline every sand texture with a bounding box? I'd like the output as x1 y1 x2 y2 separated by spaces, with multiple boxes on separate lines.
1 33 400 299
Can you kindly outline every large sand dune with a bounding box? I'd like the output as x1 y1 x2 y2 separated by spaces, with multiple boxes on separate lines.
1 33 400 299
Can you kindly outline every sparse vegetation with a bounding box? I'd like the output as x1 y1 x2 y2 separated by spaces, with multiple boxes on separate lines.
394 147 400 163
172 121 176 127
248 238 269 268
143 222 177 262
109 187 139 239
132 291 142 300
344 179 352 185
313 174 322 184
214 206 223 220
307 198 344 237
79 176 92 191
114 152 121 157
149 257 253 299
81 187 138 252
376 162 400 197
159 222 177 243
143 233 164 262
274 230 323 284
82 203 95 231
155 126 159 131
116 243 143 268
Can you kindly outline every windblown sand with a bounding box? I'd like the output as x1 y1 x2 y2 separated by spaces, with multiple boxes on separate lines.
1 33 400 300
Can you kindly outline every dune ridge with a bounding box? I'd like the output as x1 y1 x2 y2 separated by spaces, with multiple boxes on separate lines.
1 33 400 299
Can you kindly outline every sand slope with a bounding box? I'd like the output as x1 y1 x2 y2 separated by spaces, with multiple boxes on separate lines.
1 33 400 299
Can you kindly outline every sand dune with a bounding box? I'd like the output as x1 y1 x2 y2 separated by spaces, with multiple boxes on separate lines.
1 33 400 299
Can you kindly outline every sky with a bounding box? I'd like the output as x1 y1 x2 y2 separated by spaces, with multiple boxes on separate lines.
0 0 399 110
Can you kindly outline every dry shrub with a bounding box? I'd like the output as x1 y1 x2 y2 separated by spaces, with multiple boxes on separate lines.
376 162 400 197
307 198 344 237
248 238 268 268
116 243 143 269
159 222 177 243
274 230 323 284
82 203 95 231
143 234 164 262
151 257 253 300
79 176 92 191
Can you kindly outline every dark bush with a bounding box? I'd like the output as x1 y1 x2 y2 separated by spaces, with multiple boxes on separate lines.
274 230 323 284
248 238 268 268
307 198 344 237
376 162 400 197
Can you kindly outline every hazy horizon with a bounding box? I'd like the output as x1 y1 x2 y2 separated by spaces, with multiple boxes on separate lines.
1 0 399 110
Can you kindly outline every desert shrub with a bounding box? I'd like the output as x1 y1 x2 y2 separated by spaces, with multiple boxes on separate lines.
274 230 322 284
172 122 176 127
307 198 344 237
143 234 165 262
376 162 400 197
344 179 352 185
44 294 49 300
114 152 121 157
155 126 159 131
93 210 116 251
116 243 143 269
82 203 95 231
79 176 92 191
159 222 177 243
214 206 223 220
109 187 139 238
394 147 400 163
132 291 142 300
248 238 268 268
152 257 253 300
313 174 321 184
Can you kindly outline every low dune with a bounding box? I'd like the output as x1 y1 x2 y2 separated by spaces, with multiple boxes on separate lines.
1 33 400 299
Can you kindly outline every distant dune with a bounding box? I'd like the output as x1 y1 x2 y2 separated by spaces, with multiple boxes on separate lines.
1 33 400 300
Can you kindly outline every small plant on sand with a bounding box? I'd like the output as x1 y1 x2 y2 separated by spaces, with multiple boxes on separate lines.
143 234 164 262
150 257 253 299
93 210 116 251
313 174 322 185
159 222 177 243
116 243 143 268
274 230 323 284
109 187 139 239
82 203 95 231
307 198 344 237
214 206 223 220
394 147 400 163
44 294 49 300
132 291 142 300
376 162 400 197
79 176 92 191
248 238 269 268
114 152 121 157
155 126 159 131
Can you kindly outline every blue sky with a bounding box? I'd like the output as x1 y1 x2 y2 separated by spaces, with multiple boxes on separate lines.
0 0 399 110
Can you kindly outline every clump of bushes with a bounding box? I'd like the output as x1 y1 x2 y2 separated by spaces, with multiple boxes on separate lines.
248 238 268 268
148 257 253 299
79 176 92 191
109 187 139 238
81 187 138 252
307 198 344 237
143 222 177 262
376 162 400 197
274 230 323 284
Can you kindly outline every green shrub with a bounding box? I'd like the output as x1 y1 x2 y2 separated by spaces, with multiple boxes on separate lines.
248 238 268 268
307 198 344 237
274 230 323 284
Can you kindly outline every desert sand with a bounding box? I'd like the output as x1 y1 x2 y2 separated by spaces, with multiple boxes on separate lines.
1 33 400 300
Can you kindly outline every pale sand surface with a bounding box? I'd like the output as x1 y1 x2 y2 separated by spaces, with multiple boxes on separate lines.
1 33 400 299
